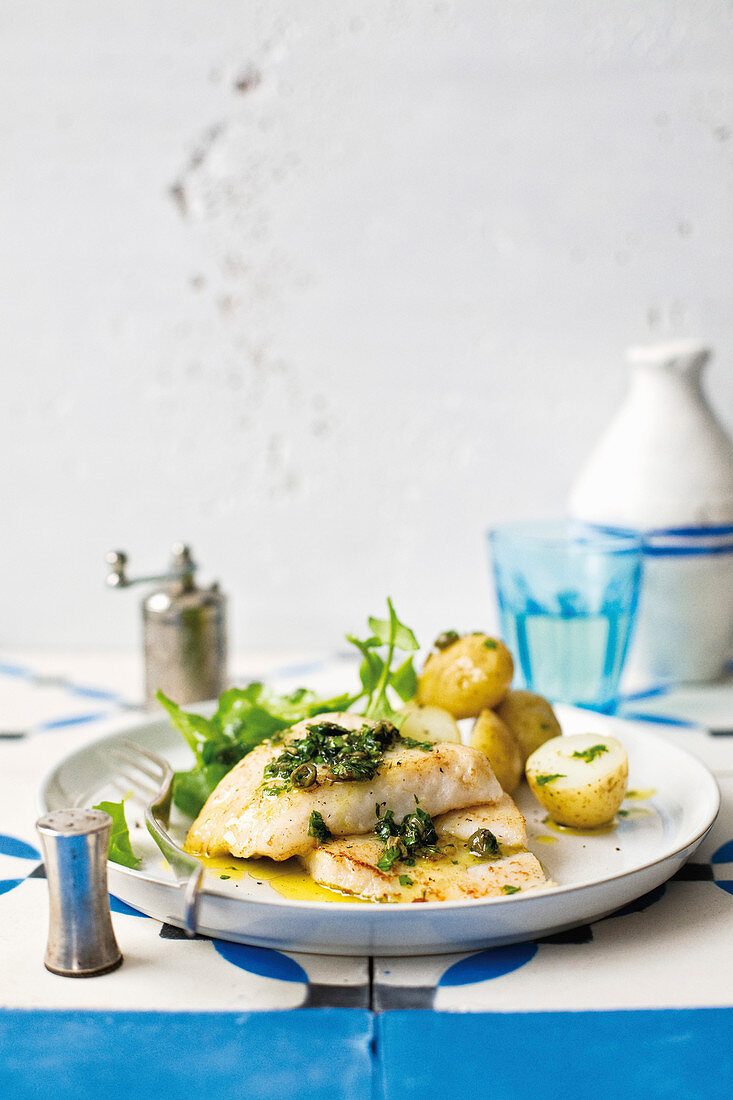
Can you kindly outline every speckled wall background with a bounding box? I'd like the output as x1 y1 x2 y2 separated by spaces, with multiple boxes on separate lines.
1 1 732 653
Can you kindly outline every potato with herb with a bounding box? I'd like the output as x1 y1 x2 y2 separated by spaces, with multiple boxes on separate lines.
417 632 514 720
495 689 561 764
398 702 462 743
526 734 628 828
469 709 523 794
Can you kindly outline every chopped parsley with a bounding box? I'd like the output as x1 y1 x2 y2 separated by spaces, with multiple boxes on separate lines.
263 718 436 795
375 800 440 872
571 744 608 763
307 811 332 843
398 874 414 887
501 885 521 895
377 845 403 873
483 639 498 649
264 720 399 790
535 773 565 786
399 736 435 752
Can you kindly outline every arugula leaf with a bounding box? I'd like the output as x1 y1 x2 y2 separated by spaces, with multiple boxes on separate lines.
93 799 141 869
398 874 414 887
156 693 220 765
349 599 420 720
172 765 230 818
501 885 521 895
159 683 356 817
159 599 422 821
390 656 418 703
346 635 384 695
369 600 419 652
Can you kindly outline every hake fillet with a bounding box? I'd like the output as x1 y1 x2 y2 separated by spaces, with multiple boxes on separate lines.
434 793 529 848
185 713 503 860
302 835 547 903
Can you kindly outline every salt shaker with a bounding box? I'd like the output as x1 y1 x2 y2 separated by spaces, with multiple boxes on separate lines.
36 809 123 977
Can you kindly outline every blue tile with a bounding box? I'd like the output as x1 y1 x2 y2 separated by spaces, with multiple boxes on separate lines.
377 1009 733 1100
0 1009 374 1100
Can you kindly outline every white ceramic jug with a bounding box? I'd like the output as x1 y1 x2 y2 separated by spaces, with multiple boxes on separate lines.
569 341 733 685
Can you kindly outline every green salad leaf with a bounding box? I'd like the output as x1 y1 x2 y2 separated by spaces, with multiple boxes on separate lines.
159 599 421 818
93 799 142 869
347 598 419 721
159 683 355 817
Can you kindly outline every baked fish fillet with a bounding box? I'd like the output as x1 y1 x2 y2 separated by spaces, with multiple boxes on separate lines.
302 834 546 903
434 793 528 848
185 713 502 860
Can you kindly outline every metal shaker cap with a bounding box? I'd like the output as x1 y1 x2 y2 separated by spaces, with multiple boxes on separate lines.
36 808 123 977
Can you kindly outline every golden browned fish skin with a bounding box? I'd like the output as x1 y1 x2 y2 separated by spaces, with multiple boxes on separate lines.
185 713 503 860
302 834 547 902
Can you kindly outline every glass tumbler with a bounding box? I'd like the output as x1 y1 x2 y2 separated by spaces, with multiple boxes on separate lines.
488 521 642 711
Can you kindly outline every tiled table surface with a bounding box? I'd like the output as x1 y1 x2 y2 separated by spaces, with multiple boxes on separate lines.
1 651 732 1099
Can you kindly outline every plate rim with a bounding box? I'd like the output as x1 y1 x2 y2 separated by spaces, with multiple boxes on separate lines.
38 708 721 915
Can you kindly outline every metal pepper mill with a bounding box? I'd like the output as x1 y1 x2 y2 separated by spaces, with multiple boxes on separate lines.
106 543 227 707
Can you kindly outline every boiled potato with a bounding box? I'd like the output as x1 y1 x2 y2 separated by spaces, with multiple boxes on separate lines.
525 733 628 828
417 633 513 719
495 690 561 764
398 702 462 743
470 709 523 794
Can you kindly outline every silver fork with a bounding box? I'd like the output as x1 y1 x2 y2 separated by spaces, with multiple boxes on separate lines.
111 741 204 937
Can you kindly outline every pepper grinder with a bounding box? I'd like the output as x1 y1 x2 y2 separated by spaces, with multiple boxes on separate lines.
106 543 227 707
36 809 123 977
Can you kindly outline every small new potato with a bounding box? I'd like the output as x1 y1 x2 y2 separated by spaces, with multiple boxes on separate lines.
526 734 628 828
495 690 562 764
470 709 523 794
398 702 462 743
417 633 514 720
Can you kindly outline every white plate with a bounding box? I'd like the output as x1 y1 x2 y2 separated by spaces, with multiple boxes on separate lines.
39 706 719 956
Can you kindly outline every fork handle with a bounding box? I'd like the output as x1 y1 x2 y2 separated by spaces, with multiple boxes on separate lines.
144 810 204 937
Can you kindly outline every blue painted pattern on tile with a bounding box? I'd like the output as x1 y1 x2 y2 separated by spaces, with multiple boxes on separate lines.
602 882 666 919
0 879 24 897
377 1008 733 1100
0 834 39 860
109 894 148 918
40 713 109 730
438 942 538 986
0 663 32 678
711 838 733 897
0 1009 374 1100
212 940 308 983
711 839 733 864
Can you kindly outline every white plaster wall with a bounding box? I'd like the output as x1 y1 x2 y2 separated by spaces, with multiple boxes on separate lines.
1 1 732 653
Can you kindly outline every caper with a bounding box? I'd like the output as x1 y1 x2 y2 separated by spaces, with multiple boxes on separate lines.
386 836 408 859
291 762 318 788
434 630 460 651
468 828 500 859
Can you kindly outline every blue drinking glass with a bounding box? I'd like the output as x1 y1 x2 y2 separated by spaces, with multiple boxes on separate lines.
488 520 643 711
